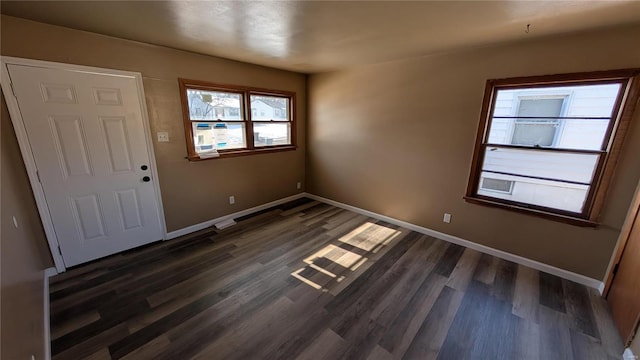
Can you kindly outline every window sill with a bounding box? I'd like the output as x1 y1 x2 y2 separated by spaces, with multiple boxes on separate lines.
463 196 599 227
187 145 297 161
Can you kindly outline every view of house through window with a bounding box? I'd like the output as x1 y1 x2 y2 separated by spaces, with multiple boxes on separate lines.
179 80 295 159
187 89 246 151
467 70 640 223
511 97 565 147
481 83 621 213
250 95 291 147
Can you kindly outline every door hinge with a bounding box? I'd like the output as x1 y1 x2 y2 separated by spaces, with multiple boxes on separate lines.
613 263 620 275
57 246 63 256
36 170 41 182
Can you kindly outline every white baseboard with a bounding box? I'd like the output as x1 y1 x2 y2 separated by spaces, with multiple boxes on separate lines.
305 193 605 292
164 191 604 292
165 193 307 240
43 267 57 360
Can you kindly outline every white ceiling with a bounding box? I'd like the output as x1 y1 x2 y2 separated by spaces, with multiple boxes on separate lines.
2 1 640 73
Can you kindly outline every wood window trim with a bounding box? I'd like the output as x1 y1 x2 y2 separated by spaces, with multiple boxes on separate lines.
465 69 640 227
179 78 297 161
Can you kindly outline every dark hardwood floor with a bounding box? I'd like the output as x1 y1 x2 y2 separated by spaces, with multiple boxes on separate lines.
49 198 624 360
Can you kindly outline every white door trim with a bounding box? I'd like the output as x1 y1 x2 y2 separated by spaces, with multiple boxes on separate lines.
0 56 167 272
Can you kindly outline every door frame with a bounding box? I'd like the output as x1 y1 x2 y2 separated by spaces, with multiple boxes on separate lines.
603 177 640 345
603 178 640 297
0 56 167 273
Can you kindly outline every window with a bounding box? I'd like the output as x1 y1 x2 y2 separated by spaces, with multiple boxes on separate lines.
481 178 514 194
466 69 640 226
179 79 296 159
512 96 566 147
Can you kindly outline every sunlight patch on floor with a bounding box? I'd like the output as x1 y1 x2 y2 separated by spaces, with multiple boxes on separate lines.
304 244 363 270
292 221 402 291
337 222 400 252
291 268 323 290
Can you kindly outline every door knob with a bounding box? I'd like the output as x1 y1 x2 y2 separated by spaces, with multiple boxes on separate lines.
142 176 151 182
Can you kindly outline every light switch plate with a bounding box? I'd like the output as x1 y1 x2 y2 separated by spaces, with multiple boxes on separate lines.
157 131 169 142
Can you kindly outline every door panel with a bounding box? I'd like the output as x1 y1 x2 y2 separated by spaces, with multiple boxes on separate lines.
607 209 640 344
101 116 135 173
115 189 144 230
93 87 123 106
51 115 93 177
72 194 107 241
41 82 77 103
8 64 163 267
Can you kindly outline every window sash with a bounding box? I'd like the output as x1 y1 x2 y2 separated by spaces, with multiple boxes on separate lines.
479 145 601 186
465 69 640 225
477 144 603 216
179 79 296 159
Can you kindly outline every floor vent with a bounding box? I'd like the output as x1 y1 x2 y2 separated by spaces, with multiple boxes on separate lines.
214 218 237 230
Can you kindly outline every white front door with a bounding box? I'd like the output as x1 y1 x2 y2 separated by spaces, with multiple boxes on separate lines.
7 63 164 267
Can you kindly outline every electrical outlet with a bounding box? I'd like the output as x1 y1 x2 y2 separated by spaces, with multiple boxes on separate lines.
157 131 169 142
229 196 235 205
297 182 301 190
443 213 452 223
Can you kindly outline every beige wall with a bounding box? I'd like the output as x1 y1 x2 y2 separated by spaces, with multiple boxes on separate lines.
631 334 640 355
1 15 307 233
1 93 53 360
307 23 640 279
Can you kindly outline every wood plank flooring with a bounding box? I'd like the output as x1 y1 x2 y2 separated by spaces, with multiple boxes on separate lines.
49 198 625 360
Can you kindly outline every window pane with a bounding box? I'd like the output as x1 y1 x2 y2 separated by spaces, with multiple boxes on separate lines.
186 89 243 121
481 147 598 184
253 123 291 147
487 83 621 150
250 95 289 121
478 172 589 213
192 122 246 151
